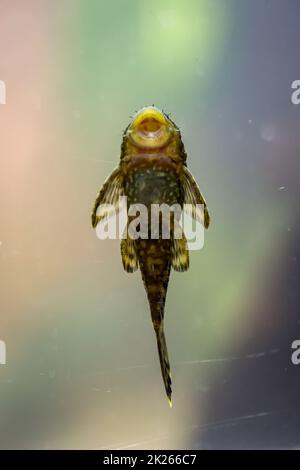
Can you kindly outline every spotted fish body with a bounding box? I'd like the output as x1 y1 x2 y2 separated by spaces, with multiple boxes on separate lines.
124 155 182 403
92 107 210 406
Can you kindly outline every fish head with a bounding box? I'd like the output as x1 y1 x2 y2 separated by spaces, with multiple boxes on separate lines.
127 106 175 149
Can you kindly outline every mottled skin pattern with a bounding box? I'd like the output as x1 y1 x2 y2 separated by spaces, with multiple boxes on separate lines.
91 107 210 406
122 153 184 403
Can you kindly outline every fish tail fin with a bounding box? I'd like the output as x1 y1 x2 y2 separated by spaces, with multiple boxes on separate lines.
153 318 172 406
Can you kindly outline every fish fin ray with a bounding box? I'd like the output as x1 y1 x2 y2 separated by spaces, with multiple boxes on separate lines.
121 234 138 273
181 166 210 228
91 166 124 228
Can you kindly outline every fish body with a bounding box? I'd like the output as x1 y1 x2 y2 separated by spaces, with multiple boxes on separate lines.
124 154 181 208
92 106 210 405
124 154 182 404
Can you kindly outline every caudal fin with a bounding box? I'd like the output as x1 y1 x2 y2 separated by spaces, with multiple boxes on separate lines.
154 322 172 407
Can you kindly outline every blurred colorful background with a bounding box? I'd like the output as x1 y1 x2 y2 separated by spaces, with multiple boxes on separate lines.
0 0 300 449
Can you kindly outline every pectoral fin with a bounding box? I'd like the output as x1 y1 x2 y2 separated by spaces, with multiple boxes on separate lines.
91 166 124 228
181 166 210 229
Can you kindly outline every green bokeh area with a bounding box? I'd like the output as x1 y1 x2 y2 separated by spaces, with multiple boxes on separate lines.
65 0 231 122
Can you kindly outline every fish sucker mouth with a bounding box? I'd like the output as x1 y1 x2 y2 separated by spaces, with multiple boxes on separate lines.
128 107 173 149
